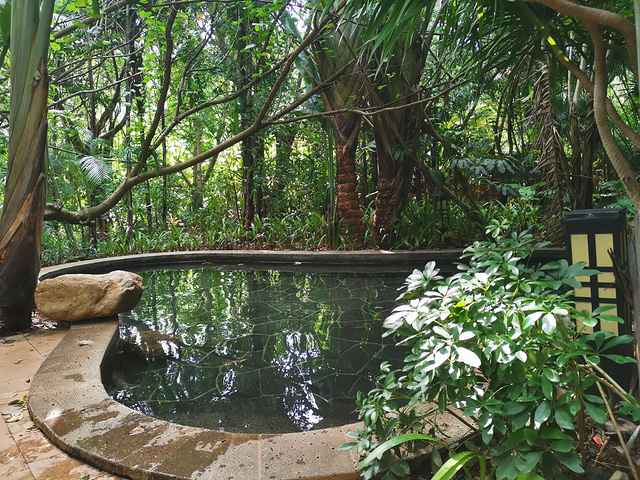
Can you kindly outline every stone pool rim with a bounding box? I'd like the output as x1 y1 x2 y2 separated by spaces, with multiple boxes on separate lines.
29 249 563 480
39 247 565 279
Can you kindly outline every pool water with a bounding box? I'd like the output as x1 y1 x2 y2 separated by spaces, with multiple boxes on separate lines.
106 266 407 434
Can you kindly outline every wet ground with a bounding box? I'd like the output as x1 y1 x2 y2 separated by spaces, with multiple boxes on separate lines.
0 325 124 480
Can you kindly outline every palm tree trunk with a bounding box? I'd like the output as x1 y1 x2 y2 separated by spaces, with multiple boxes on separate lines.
371 133 400 247
0 105 47 331
0 1 54 332
333 115 365 248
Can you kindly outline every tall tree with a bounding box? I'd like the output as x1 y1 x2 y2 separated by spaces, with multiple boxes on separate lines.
369 28 429 246
0 0 54 332
312 15 367 247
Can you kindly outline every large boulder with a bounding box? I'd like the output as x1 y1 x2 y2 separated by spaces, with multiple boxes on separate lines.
35 270 144 322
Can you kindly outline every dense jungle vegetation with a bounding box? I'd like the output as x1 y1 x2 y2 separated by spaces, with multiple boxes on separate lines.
2 0 640 478
3 0 638 271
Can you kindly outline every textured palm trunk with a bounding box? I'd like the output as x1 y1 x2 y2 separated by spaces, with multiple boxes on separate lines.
367 29 427 247
334 116 365 247
0 61 48 332
371 116 408 247
372 174 399 246
313 15 367 249
370 102 420 247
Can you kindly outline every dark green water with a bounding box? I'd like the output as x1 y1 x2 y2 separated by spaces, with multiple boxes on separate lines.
106 266 407 434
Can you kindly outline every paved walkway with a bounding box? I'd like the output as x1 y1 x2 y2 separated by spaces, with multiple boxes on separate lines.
0 326 123 480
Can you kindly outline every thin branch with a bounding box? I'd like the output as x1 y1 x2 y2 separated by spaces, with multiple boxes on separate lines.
49 73 140 108
132 6 178 176
53 0 136 39
595 381 640 480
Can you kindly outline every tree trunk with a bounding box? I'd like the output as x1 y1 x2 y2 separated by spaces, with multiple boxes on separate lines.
367 29 427 247
192 118 204 211
0 99 47 331
0 0 54 332
161 112 168 227
370 115 414 247
586 22 640 212
242 136 255 231
333 115 365 248
255 136 265 218
236 4 257 231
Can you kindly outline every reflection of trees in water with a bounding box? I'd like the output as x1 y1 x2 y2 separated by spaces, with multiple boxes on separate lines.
111 267 405 433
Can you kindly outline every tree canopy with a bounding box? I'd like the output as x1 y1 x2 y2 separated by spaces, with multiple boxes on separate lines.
0 0 639 330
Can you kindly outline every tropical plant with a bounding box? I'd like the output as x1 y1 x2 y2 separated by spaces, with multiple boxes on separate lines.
312 6 367 247
0 0 54 332
368 25 430 246
343 220 636 480
349 0 640 214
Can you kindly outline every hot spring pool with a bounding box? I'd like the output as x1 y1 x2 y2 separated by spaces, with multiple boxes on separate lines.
106 266 407 434
31 251 486 480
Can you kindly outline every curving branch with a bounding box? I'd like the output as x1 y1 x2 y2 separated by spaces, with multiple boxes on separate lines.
525 0 638 78
45 22 327 224
584 21 640 210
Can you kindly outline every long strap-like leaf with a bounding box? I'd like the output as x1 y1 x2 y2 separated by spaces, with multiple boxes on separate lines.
8 0 54 184
635 0 640 97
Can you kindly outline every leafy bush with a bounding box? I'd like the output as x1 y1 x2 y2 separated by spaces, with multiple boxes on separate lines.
479 183 550 240
344 220 635 480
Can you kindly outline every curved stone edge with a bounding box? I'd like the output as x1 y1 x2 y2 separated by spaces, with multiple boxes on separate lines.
39 250 468 280
28 319 367 480
39 249 566 280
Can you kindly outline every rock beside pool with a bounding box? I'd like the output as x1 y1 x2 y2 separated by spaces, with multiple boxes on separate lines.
35 270 144 322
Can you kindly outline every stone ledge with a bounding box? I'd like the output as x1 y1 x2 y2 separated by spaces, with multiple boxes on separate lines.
29 320 365 479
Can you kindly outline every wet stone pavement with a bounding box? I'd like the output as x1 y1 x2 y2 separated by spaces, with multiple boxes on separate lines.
0 326 123 480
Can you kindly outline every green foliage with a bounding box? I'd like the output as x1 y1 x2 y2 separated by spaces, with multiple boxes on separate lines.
344 220 635 480
392 202 441 249
479 183 550 239
23 0 636 266
451 155 521 182
594 180 637 224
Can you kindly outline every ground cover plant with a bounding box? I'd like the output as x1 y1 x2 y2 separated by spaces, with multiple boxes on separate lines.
343 221 639 480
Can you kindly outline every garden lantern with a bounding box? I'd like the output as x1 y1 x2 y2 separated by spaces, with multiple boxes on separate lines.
564 208 630 336
429 189 449 225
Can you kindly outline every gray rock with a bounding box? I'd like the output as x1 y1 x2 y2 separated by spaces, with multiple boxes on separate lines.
35 270 144 322
609 471 630 480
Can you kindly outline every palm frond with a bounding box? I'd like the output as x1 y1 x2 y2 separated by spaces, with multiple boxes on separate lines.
79 155 111 188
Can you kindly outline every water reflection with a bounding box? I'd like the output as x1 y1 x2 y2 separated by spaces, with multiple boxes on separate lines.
106 267 406 434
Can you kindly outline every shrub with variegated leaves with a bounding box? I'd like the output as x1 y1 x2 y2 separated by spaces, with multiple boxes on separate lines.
343 219 636 480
